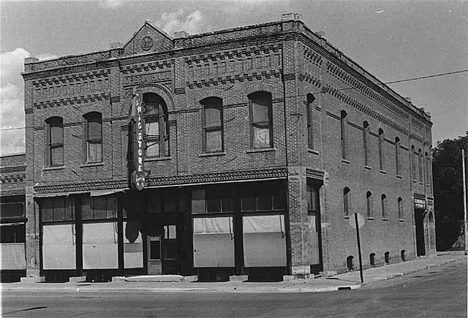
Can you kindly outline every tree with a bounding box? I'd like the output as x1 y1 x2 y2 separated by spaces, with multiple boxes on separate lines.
432 134 468 250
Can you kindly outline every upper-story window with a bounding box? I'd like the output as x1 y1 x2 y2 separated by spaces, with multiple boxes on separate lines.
395 137 401 175
411 145 416 180
418 149 423 182
249 91 272 149
425 151 431 187
378 129 385 170
366 191 373 217
46 117 64 167
340 111 348 159
143 93 169 158
363 121 369 166
343 187 351 216
398 197 403 220
306 93 316 150
84 112 102 163
381 194 387 218
201 97 223 153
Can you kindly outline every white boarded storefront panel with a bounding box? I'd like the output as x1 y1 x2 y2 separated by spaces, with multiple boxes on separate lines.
193 217 234 268
43 224 76 269
83 222 118 269
243 215 286 267
123 221 143 269
1 243 26 270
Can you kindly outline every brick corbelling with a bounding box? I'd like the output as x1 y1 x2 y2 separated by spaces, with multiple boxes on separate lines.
186 70 281 89
0 165 26 174
0 189 26 197
0 173 26 183
34 93 110 109
121 60 173 74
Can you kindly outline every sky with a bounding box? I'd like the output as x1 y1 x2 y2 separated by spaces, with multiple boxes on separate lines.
0 0 467 155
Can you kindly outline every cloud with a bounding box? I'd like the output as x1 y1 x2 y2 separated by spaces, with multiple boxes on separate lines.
0 48 30 155
155 9 205 35
99 0 125 9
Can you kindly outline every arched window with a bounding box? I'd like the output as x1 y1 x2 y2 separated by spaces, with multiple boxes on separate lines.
340 111 348 159
418 149 423 182
45 117 64 166
378 129 385 170
307 93 316 150
83 112 102 163
343 187 351 216
395 137 401 175
201 97 223 153
366 191 373 217
363 121 369 166
143 93 169 158
381 194 387 218
398 197 403 220
249 91 272 149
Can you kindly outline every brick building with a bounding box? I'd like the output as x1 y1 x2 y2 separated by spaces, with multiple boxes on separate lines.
2 14 436 282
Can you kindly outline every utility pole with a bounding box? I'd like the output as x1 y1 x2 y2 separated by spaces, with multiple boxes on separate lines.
462 148 468 256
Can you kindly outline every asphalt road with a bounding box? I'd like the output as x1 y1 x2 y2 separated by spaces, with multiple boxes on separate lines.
2 259 466 318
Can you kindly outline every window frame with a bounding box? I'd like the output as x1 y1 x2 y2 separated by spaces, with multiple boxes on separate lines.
249 91 273 149
201 97 224 153
363 121 369 166
343 187 351 216
46 117 64 167
306 93 316 150
381 194 387 219
366 191 373 217
340 111 348 159
395 137 401 175
143 93 170 158
83 112 103 163
378 129 385 170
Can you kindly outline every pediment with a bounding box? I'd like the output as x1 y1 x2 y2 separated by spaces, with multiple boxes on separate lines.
123 21 173 55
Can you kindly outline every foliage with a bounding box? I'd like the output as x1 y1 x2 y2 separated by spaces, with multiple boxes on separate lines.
432 135 468 250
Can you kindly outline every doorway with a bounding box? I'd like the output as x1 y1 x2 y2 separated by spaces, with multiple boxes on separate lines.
146 223 180 275
415 209 426 256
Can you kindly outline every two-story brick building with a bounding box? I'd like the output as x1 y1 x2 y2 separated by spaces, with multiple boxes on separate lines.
2 13 436 282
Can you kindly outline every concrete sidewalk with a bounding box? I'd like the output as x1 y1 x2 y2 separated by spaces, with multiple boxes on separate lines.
1 252 465 294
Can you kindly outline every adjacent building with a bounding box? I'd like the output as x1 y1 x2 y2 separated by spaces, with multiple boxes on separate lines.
0 14 436 282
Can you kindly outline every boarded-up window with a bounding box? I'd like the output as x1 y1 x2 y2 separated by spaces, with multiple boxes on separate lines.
242 215 286 267
82 222 118 269
43 224 76 269
193 217 234 267
249 92 272 149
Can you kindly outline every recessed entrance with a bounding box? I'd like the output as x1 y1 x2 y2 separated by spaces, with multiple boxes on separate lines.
415 209 426 256
146 220 182 275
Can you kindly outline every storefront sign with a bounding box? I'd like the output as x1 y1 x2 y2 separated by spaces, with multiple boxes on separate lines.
414 198 426 210
124 71 171 87
131 90 146 191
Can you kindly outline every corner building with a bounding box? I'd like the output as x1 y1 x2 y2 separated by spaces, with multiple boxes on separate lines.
18 14 436 282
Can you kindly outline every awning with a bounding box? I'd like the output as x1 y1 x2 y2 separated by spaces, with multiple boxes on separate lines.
90 189 126 197
34 191 89 198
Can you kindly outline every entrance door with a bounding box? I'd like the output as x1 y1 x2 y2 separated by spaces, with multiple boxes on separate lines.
147 235 162 275
161 225 178 274
415 209 426 256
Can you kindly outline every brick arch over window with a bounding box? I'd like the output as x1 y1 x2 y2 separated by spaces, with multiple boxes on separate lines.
121 83 176 117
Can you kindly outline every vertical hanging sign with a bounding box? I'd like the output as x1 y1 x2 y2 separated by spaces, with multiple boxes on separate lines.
131 90 146 191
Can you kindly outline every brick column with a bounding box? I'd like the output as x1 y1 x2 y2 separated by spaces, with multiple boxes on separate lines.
287 167 310 277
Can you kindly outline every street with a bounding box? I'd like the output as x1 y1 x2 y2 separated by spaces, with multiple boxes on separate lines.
2 259 466 318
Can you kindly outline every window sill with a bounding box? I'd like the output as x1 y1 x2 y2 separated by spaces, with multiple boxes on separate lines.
399 219 404 222
382 218 389 221
145 156 172 162
344 215 350 219
199 152 226 157
419 182 424 185
396 175 402 179
308 149 319 155
341 159 350 164
80 162 104 168
379 170 387 174
43 166 65 171
246 148 276 154
364 165 372 170
367 217 375 220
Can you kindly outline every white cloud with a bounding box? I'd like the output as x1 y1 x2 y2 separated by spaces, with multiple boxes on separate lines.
99 0 125 9
0 48 30 155
155 9 205 36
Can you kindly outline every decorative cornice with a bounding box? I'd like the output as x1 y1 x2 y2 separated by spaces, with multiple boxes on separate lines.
0 189 26 197
306 168 325 180
0 165 26 174
186 70 281 89
33 168 288 194
0 173 26 183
